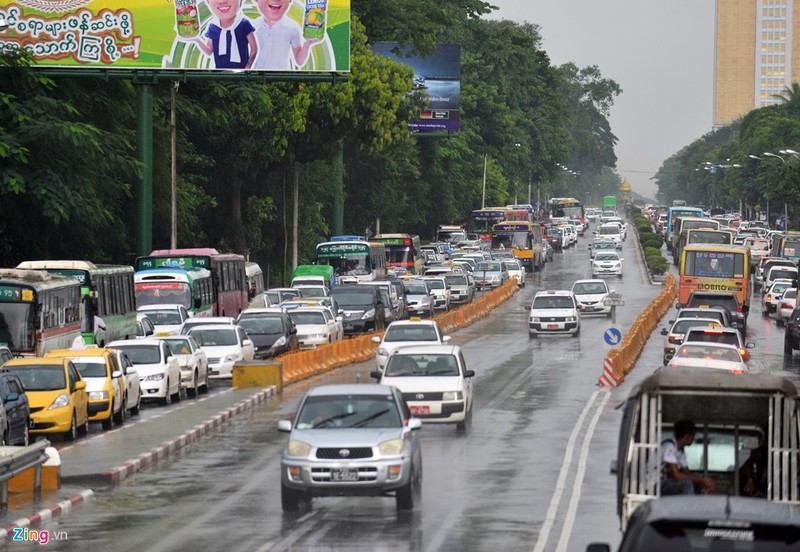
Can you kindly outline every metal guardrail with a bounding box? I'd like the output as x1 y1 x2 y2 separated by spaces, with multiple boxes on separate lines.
0 440 51 508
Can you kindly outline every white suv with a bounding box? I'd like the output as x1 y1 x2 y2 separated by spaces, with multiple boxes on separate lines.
528 290 580 337
371 318 451 371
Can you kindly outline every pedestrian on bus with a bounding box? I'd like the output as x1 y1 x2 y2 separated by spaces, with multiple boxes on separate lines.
660 420 716 495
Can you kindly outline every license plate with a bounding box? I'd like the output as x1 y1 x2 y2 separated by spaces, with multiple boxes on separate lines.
343 324 354 330
547 324 559 330
410 405 430 416
331 468 359 481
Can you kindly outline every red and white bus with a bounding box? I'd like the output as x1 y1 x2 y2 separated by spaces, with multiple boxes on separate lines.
136 248 248 317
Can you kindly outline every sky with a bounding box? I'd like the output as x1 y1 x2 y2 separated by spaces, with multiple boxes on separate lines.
487 0 717 200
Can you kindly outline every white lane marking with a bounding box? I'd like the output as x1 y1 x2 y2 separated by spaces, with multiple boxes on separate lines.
532 389 600 552
555 390 611 552
424 507 461 552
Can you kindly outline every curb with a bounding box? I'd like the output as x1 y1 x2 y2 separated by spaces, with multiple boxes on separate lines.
0 489 94 540
103 386 276 485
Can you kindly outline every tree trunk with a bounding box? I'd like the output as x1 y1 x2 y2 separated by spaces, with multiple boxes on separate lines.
230 171 246 253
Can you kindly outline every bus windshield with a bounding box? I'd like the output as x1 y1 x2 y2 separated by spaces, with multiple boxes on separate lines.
491 231 531 250
684 251 745 277
385 248 413 265
0 303 34 351
135 282 192 308
317 244 371 276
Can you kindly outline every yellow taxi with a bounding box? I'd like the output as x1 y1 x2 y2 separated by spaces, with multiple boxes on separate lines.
45 348 125 430
2 357 89 441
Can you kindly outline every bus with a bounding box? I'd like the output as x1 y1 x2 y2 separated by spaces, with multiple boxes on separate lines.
315 239 387 284
468 208 508 241
666 206 705 251
373 234 423 275
16 260 137 346
134 267 214 316
136 248 247 317
770 231 800 264
503 208 533 223
678 243 751 316
434 225 466 244
490 221 544 272
671 217 721 264
0 269 82 356
602 195 617 215
549 198 585 226
245 261 265 299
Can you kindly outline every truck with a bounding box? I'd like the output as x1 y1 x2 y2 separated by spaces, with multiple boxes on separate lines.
602 195 617 215
614 370 800 530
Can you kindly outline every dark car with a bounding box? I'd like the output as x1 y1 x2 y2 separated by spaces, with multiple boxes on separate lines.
330 285 386 334
235 311 298 358
588 495 800 552
680 291 746 332
784 305 800 356
0 370 30 445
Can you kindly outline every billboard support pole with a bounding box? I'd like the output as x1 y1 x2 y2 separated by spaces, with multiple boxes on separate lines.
135 77 155 257
332 139 344 236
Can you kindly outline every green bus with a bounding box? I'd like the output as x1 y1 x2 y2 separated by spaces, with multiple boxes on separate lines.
17 260 137 346
603 195 617 213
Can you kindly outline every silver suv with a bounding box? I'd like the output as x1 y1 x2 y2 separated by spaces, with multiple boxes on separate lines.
278 384 423 512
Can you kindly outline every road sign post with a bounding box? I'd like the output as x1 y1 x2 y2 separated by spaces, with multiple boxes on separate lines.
603 292 625 325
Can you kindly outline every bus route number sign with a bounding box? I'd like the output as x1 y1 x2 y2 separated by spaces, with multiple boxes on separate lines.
0 286 27 302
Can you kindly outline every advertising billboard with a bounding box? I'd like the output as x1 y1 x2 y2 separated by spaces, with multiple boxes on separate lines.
0 0 350 71
372 42 460 133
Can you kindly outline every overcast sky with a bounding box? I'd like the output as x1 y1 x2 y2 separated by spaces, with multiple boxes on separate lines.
487 0 717 199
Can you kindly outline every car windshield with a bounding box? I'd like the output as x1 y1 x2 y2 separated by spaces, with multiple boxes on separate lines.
629 520 800 551
445 275 467 286
771 283 792 294
237 316 284 335
331 290 375 306
685 331 739 346
532 296 574 309
676 344 742 362
598 226 619 235
403 282 429 295
7 365 66 391
504 261 521 271
672 319 719 333
678 311 725 324
113 345 161 364
383 325 439 342
595 253 619 261
71 359 109 378
142 310 182 326
162 339 193 355
295 394 402 429
572 282 608 295
770 269 797 280
299 287 326 298
594 242 615 249
425 280 444 290
189 329 238 347
385 354 459 377
477 262 502 272
289 312 326 325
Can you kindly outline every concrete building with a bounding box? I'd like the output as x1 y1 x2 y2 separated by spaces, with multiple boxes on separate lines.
715 0 800 126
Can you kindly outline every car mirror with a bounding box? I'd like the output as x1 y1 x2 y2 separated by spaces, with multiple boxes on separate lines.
609 458 618 474
586 545 611 552
75 381 87 391
464 369 475 378
243 339 253 347
371 336 381 344
407 417 423 431
661 328 668 336
277 419 292 433
5 392 19 402
442 335 451 342
370 371 382 380
111 370 123 379
127 367 138 376
746 342 756 348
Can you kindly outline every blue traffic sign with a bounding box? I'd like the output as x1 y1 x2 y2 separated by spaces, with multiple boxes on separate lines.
604 327 622 346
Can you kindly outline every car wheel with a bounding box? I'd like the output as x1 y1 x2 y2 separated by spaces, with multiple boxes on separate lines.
20 424 30 447
396 469 416 511
78 409 90 436
172 383 183 403
762 308 768 318
573 327 581 338
778 318 785 327
114 398 126 425
132 391 142 415
529 332 537 338
785 339 794 357
101 415 113 430
188 372 198 398
281 482 301 512
456 402 472 432
161 382 172 406
65 413 78 441
0 431 7 447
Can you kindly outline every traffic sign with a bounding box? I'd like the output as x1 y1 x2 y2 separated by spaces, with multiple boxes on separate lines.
604 327 622 346
603 292 625 307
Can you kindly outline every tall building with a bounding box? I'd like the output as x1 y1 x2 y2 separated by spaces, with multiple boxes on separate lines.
714 0 800 126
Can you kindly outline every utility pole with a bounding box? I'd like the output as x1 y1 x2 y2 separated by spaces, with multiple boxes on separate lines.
170 81 178 249
481 154 487 209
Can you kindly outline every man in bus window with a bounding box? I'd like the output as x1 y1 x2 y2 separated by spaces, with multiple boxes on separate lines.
660 420 716 495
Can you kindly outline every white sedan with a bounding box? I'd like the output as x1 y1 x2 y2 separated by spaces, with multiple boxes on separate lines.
571 279 612 316
371 319 451 371
761 279 794 317
286 307 341 348
371 344 474 431
591 251 623 278
156 335 209 396
503 259 526 287
187 324 255 379
107 339 183 406
776 288 797 326
109 349 143 416
665 342 749 373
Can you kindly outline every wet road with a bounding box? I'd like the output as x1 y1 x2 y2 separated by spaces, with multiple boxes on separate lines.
6 230 799 552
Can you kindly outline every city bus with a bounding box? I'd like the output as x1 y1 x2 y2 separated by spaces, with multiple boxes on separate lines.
0 269 82 356
503 205 533 223
245 261 265 298
315 239 387 284
16 260 137 346
678 243 751 316
770 231 800 264
136 248 247 317
549 198 585 225
134 267 214 316
490 221 544 272
671 216 721 264
373 234 423 275
468 208 508 241
434 225 466 244
666 206 705 251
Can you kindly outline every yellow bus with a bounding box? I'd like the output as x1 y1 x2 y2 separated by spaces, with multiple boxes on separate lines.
679 244 751 316
490 221 544 272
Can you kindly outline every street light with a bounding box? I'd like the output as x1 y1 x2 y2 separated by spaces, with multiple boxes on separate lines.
780 149 800 157
763 152 786 164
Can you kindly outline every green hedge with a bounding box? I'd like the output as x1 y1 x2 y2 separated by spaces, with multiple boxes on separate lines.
639 232 663 249
644 246 669 275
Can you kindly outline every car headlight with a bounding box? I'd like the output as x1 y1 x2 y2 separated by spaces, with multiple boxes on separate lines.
224 353 239 363
377 348 388 357
48 393 70 410
490 275 500 282
287 440 312 457
361 309 376 320
442 391 463 401
143 373 165 381
531 317 540 323
566 316 577 322
378 438 405 456
272 336 287 348
310 333 328 339
89 391 110 401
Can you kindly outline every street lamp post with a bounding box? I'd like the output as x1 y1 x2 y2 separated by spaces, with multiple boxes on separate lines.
762 152 789 229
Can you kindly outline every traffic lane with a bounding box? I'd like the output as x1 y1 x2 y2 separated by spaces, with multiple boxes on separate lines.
9 233 657 551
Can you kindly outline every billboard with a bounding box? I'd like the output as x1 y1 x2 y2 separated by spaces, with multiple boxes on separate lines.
372 42 460 133
0 0 350 71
